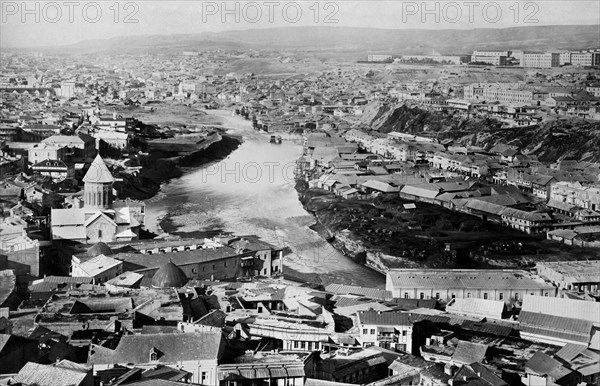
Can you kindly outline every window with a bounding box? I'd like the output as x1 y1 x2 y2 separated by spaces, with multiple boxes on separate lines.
435 293 440 299
467 292 472 298
483 293 488 300
499 293 504 300
98 230 103 238
301 341 306 349
451 293 456 299
420 292 424 299
544 292 548 297
404 292 409 299
307 342 312 350
294 341 299 348
212 264 215 270
362 328 368 334
402 330 407 336
201 372 207 383
370 329 375 335
224 262 227 267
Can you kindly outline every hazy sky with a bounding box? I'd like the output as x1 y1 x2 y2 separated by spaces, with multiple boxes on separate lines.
1 0 599 48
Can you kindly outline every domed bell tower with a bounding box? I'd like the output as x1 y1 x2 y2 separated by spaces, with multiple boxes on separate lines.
83 154 115 209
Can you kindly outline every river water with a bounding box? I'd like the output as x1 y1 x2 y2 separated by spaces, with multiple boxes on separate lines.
145 110 385 288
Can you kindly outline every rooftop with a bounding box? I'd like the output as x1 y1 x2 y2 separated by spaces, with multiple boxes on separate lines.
387 269 553 291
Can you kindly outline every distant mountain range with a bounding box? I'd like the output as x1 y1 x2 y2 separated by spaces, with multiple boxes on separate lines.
12 25 600 55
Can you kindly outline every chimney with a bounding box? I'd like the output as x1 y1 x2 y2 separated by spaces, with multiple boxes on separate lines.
444 364 454 376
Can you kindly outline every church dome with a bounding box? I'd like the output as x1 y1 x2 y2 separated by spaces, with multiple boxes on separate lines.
87 242 113 257
151 261 188 288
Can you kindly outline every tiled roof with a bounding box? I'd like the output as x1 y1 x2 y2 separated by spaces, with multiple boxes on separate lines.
554 343 587 362
89 332 223 365
357 310 411 326
519 311 592 344
522 295 600 326
387 269 553 291
12 362 89 386
325 284 392 300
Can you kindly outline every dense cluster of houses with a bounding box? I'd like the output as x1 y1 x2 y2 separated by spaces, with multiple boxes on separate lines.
300 129 600 240
0 258 599 386
1 48 600 386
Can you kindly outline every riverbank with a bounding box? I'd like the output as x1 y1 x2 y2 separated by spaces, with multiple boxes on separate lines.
143 109 386 288
296 187 600 271
114 132 243 202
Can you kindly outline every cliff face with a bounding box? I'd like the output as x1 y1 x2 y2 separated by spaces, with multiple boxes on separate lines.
361 102 600 162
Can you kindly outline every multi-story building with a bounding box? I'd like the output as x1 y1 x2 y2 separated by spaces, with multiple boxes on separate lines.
472 50 511 57
499 207 553 234
550 181 600 211
385 269 556 305
522 52 560 68
42 134 96 163
367 55 393 62
561 51 600 66
471 55 507 66
464 83 533 104
27 143 66 165
356 310 413 353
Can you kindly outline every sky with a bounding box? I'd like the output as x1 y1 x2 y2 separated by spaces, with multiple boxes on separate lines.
1 0 599 48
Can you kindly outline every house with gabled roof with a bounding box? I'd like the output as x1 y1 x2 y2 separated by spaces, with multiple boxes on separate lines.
88 332 225 385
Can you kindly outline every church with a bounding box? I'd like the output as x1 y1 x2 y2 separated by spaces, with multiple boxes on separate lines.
50 155 144 244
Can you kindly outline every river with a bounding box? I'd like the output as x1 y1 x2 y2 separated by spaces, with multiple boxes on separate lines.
145 110 385 288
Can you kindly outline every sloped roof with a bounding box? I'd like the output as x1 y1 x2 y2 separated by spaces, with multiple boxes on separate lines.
325 284 392 300
357 310 411 326
87 242 113 257
526 351 572 380
78 254 122 277
387 269 553 291
519 311 592 344
522 295 600 326
554 343 587 362
83 154 114 184
453 363 508 386
151 261 188 289
88 332 223 365
11 362 89 386
446 298 505 320
452 341 488 365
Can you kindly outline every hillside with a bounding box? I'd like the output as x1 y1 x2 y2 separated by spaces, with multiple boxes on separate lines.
361 102 600 162
14 25 600 55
